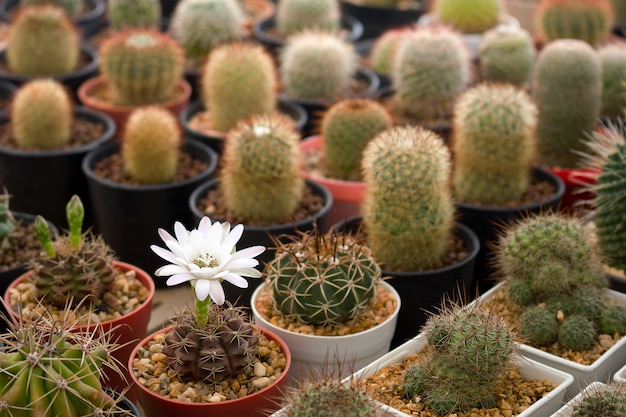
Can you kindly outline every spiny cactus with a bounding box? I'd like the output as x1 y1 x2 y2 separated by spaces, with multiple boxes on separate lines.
264 229 381 326
29 195 117 309
599 302 626 335
532 39 602 169
108 0 162 31
598 44 626 118
368 27 409 76
121 106 181 184
201 42 277 134
275 0 340 37
519 305 559 346
571 382 626 417
361 125 455 272
6 4 80 75
11 79 73 150
221 112 304 224
478 26 536 86
557 315 597 351
536 0 614 47
99 29 184 106
320 98 393 181
21 0 83 15
435 0 502 33
280 30 358 100
170 0 244 69
452 83 538 206
391 25 471 124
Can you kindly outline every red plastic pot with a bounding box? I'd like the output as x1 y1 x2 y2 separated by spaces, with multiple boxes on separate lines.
548 166 599 214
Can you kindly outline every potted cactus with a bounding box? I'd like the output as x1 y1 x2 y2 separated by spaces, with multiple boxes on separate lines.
598 43 626 120
0 0 107 33
366 27 410 88
554 380 626 416
477 25 536 86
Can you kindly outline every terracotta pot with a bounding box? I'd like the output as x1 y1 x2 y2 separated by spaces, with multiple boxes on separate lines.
128 325 292 417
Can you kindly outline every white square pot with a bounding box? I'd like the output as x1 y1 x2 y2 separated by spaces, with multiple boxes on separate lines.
551 381 607 416
614 363 626 383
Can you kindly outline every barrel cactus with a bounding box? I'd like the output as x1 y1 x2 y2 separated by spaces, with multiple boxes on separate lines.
108 0 162 31
21 0 83 15
435 0 502 33
275 0 340 37
598 43 626 118
368 27 410 76
478 26 536 86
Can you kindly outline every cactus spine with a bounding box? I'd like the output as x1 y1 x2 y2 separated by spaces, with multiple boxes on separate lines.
598 44 626 118
361 126 455 272
121 106 181 184
275 0 340 37
221 112 304 224
11 79 73 150
478 26 536 86
6 4 79 75
108 0 162 31
452 83 538 206
99 29 184 106
201 42 278 134
21 0 82 15
435 0 502 33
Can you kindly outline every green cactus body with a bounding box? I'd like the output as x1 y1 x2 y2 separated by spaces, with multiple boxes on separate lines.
557 315 597 351
11 79 73 150
391 26 471 124
435 0 502 33
221 113 304 224
275 0 340 37
170 0 244 69
599 303 626 335
519 305 559 346
571 382 626 417
265 230 381 325
478 26 536 86
108 0 162 31
368 27 409 76
452 83 538 206
598 44 626 119
545 285 604 319
320 98 393 181
532 39 602 169
201 42 277 134
280 31 358 100
99 29 184 106
612 0 626 24
121 106 181 184
536 0 614 47
6 4 80 75
21 0 82 15
361 125 455 272
0 192 15 247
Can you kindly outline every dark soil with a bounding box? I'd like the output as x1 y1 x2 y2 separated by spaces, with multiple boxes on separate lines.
0 220 43 271
0 117 105 150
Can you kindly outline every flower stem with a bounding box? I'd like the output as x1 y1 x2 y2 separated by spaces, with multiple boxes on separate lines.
193 286 210 329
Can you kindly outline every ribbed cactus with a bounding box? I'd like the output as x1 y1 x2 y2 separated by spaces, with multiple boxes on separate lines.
536 0 614 47
452 83 538 206
598 44 626 118
532 39 602 169
6 4 80 75
108 0 162 31
121 106 181 184
368 27 409 76
361 125 455 272
478 26 536 86
435 0 502 33
280 31 358 100
29 195 117 309
21 0 82 16
571 382 626 417
99 29 184 106
221 112 304 224
201 42 277 134
265 229 381 325
170 0 244 68
11 79 73 150
391 26 471 124
275 0 340 37
162 303 258 382
320 98 393 181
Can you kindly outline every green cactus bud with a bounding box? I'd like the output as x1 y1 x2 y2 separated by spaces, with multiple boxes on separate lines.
108 0 162 31
452 83 538 206
280 30 358 100
368 27 409 76
99 29 184 106
571 382 626 417
598 44 626 119
21 0 82 15
221 112 304 224
11 79 73 150
201 42 278 134
6 4 80 75
170 0 244 69
391 25 471 124
320 98 393 181
121 106 181 184
599 302 626 335
361 125 455 272
275 0 340 37
557 315 596 351
519 305 559 346
478 26 536 86
265 229 381 325
435 0 502 33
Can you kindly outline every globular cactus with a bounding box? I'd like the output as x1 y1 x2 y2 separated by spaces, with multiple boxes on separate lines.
264 229 381 325
435 0 503 33
599 303 626 335
598 44 626 118
280 31 358 100
108 0 162 31
368 27 410 76
275 0 340 37
531 39 602 169
570 382 626 417
320 98 393 181
0 191 15 248
519 305 559 346
221 112 304 224
99 29 184 106
201 42 278 134
162 303 258 382
452 83 538 206
21 0 82 15
557 315 597 351
391 25 471 124
121 106 181 184
6 4 80 75
535 0 614 47
361 126 455 272
10 79 73 150
478 26 536 86
29 195 117 309
170 0 244 69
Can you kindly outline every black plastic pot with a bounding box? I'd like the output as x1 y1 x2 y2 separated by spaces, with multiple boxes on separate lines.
104 388 142 417
339 0 426 40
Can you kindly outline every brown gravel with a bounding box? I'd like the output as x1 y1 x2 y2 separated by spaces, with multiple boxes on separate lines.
0 117 106 150
0 219 44 272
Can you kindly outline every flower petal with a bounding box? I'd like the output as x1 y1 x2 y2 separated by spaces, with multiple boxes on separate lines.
151 245 181 266
166 273 195 286
154 264 190 276
223 258 259 270
209 280 225 305
221 273 249 289
230 245 265 260
231 267 262 279
223 224 243 249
